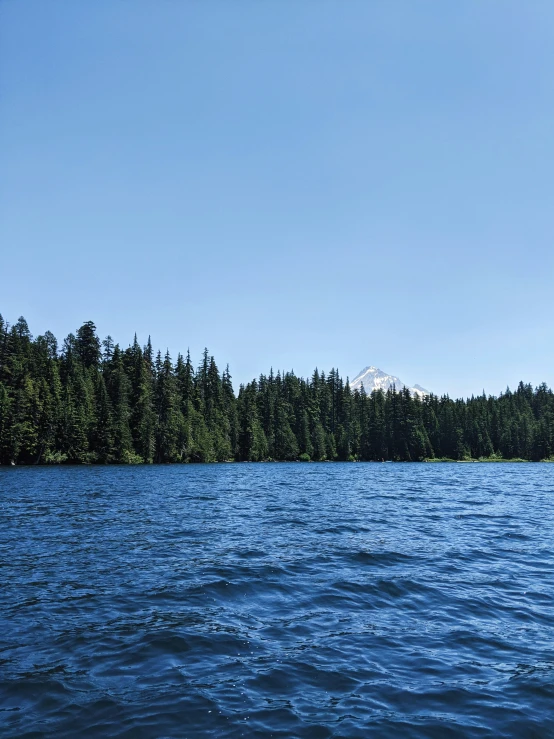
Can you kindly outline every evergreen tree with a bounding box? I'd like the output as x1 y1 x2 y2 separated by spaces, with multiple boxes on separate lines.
104 345 133 462
76 321 101 369
1 311 553 466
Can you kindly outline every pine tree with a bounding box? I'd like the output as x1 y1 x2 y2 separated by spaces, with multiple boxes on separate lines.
104 345 133 463
1 312 554 467
76 321 101 369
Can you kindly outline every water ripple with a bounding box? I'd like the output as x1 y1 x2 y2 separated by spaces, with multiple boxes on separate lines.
1 463 553 737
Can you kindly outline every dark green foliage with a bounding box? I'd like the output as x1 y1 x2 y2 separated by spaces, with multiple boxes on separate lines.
104 345 134 462
0 312 553 465
76 321 101 369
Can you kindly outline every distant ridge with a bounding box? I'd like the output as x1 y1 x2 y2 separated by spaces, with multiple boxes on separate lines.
350 366 430 398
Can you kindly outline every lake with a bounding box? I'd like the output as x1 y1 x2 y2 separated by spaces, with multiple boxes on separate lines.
1 463 553 737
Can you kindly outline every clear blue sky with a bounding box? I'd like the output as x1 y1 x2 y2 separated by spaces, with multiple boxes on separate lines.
1 1 553 398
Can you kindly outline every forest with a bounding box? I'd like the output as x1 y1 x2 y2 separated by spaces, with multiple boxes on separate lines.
0 315 553 465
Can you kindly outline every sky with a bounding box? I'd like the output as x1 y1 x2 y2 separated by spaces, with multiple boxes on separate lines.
1 1 553 398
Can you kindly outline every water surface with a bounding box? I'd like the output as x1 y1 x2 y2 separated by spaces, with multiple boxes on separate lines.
1 463 553 737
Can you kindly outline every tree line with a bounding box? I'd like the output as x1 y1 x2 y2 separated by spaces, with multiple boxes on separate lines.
0 315 553 465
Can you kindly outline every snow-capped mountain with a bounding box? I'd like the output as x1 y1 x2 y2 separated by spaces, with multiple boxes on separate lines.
350 366 430 398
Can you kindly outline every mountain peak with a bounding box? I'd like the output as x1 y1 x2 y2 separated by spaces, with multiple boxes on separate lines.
351 366 430 398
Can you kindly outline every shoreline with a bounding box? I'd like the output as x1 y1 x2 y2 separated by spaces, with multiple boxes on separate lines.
2 457 553 468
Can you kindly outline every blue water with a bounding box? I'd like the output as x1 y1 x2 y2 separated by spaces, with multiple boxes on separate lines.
1 463 553 738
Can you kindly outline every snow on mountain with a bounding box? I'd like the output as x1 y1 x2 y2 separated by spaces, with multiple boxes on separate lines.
350 366 430 398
